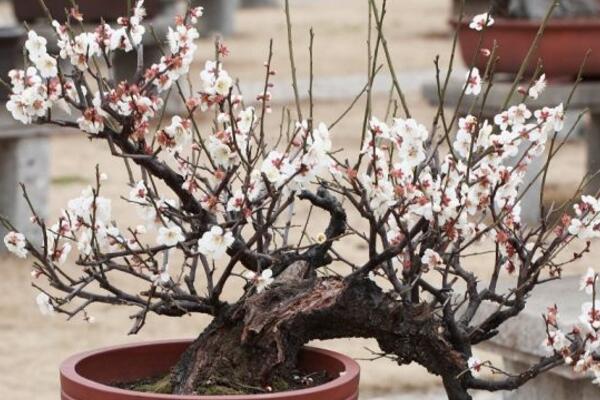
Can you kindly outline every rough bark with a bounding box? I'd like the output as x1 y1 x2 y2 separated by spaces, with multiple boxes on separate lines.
169 274 471 396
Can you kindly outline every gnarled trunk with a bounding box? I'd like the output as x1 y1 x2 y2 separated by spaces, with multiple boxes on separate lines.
169 275 472 398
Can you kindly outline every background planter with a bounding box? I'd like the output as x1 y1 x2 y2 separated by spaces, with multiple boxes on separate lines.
455 18 600 78
13 0 164 22
60 339 360 400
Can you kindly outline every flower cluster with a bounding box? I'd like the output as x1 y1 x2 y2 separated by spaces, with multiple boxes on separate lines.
541 269 600 384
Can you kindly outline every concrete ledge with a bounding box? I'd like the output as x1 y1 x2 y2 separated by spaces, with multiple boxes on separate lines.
473 276 600 399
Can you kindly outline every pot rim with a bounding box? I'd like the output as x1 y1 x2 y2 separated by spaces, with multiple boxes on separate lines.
60 339 360 400
452 17 600 29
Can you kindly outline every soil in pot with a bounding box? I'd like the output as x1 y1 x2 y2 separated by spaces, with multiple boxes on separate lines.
113 369 331 395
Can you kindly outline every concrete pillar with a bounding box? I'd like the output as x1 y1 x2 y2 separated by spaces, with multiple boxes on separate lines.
195 0 239 37
586 113 600 195
0 136 50 249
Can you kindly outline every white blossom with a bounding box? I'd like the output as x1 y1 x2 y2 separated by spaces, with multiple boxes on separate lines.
156 225 185 247
581 268 598 295
529 74 546 99
245 269 274 293
197 226 234 260
3 231 27 258
465 68 482 96
469 13 494 31
36 293 54 316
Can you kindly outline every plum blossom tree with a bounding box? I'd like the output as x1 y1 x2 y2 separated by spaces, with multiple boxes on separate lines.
2 1 600 399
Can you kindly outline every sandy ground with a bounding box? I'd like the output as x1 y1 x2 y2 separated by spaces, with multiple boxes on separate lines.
0 0 596 399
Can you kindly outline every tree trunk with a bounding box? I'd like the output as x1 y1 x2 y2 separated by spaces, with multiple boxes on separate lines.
443 375 474 400
169 275 472 396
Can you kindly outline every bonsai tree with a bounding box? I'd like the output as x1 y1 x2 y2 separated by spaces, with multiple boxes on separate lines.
2 1 600 399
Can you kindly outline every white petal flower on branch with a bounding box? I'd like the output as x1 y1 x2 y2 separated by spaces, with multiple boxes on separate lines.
464 68 482 96
156 225 185 247
529 74 546 99
197 226 234 260
421 249 445 271
129 180 148 203
25 30 48 63
467 357 483 377
36 293 54 316
244 269 274 293
3 231 28 258
579 300 600 332
580 267 598 295
35 54 58 78
469 13 494 31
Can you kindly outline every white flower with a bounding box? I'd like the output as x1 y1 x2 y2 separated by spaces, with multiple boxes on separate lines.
25 30 48 62
579 301 600 332
77 95 105 134
238 107 256 134
507 104 532 127
214 71 233 96
541 329 569 353
3 231 27 258
190 6 204 24
197 226 234 260
465 68 482 96
49 242 71 265
315 232 327 244
129 180 148 202
261 151 293 185
67 186 112 225
156 225 185 247
36 293 54 316
245 269 274 293
580 268 598 295
469 13 494 31
421 249 445 271
35 53 58 78
207 136 235 168
529 74 546 99
164 116 192 149
467 357 483 377
226 191 245 212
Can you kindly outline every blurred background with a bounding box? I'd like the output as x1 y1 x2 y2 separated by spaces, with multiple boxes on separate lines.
0 0 594 399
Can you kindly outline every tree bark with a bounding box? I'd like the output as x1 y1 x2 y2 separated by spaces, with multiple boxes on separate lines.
170 275 470 396
443 375 473 400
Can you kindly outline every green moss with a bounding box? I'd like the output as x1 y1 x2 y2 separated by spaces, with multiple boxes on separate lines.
121 374 172 394
199 385 245 395
271 376 291 392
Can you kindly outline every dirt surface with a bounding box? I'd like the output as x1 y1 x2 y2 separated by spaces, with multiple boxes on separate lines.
0 0 595 399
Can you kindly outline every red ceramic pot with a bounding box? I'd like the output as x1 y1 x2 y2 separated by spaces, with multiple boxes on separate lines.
60 339 360 400
13 0 164 23
455 18 600 78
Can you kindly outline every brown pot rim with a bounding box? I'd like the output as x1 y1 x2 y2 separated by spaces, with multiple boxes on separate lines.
451 17 600 29
60 339 360 400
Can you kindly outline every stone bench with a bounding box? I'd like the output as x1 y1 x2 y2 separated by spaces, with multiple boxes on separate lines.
0 109 65 250
421 79 600 225
474 276 599 400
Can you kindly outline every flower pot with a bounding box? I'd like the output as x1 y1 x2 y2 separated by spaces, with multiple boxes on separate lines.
60 339 360 400
454 18 600 78
0 26 25 101
12 0 165 23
